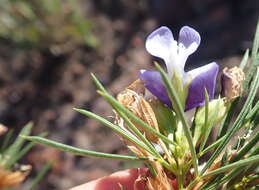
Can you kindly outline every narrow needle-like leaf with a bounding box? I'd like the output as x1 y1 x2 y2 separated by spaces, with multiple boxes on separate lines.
200 89 211 151
202 155 259 178
231 131 259 162
29 162 52 190
0 129 14 152
91 73 106 92
243 20 259 93
201 168 241 190
6 132 48 168
199 137 224 157
115 109 161 157
239 49 250 69
251 20 259 63
74 108 151 154
4 122 33 168
217 99 238 139
245 101 259 122
5 142 34 168
21 136 147 161
98 91 172 144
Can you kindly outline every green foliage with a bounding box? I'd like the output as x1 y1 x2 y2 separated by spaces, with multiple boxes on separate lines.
0 122 33 169
0 0 97 53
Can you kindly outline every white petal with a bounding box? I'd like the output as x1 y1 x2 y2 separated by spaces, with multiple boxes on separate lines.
145 26 177 64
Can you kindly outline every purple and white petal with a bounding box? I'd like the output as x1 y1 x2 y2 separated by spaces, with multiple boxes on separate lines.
145 26 176 64
178 26 201 54
139 70 171 107
185 62 219 111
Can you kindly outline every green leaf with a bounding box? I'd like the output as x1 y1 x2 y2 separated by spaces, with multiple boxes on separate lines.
74 108 151 154
29 162 52 190
199 137 224 157
202 155 259 178
5 142 34 169
91 73 106 92
251 20 259 64
0 129 14 152
217 99 238 139
239 49 250 69
243 20 259 93
3 122 33 169
245 101 259 122
231 131 259 162
200 169 240 190
21 136 147 161
5 132 48 168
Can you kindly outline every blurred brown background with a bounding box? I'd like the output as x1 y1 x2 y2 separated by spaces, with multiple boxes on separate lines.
0 0 258 189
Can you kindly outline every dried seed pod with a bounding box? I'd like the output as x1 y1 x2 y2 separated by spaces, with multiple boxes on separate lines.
221 66 245 101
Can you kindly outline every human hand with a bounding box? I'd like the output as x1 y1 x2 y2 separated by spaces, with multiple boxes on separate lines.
70 168 147 190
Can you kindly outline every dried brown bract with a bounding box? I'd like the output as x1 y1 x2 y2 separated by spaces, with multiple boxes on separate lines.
117 79 159 142
116 80 174 190
221 66 245 101
145 163 174 190
0 165 31 188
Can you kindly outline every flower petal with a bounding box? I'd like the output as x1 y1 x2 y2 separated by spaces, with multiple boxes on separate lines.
185 62 219 111
178 26 201 55
139 70 171 107
145 26 176 64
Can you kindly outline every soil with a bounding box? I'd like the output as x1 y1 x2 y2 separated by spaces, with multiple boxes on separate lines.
0 0 258 189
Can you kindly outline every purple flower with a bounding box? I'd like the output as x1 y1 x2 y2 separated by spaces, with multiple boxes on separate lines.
140 26 219 111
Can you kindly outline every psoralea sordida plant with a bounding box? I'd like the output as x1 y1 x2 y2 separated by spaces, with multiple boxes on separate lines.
22 20 259 190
